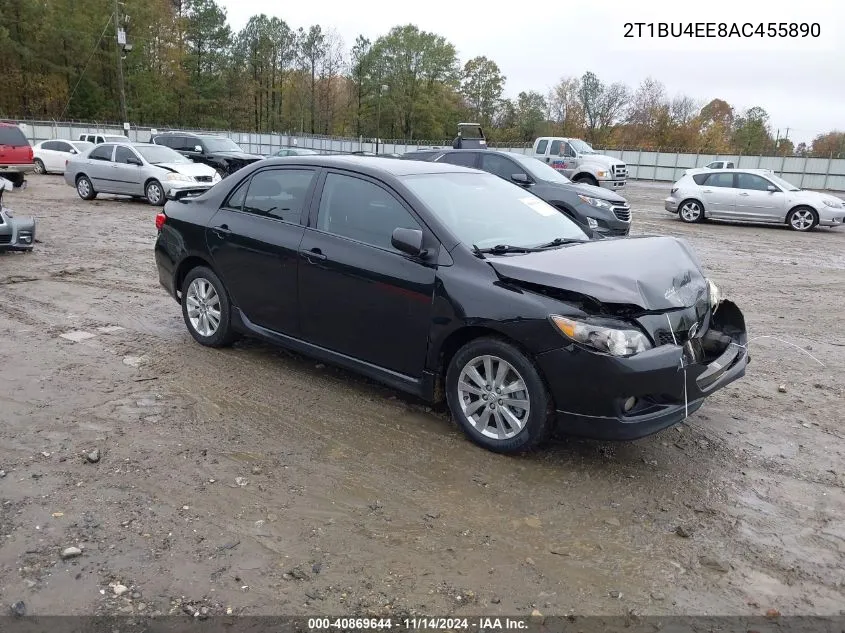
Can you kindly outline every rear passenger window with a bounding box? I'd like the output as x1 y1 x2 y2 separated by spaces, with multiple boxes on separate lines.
316 173 421 252
242 169 316 222
704 172 734 188
535 140 548 155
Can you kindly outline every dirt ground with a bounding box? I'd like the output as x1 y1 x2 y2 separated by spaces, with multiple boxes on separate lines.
1 175 844 618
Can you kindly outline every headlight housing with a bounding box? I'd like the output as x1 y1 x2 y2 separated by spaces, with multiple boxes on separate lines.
165 173 192 182
586 217 598 229
823 198 843 209
707 278 722 311
550 315 652 357
577 194 614 210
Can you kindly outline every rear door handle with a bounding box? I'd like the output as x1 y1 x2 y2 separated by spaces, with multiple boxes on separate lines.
702 189 713 193
304 247 327 262
211 224 231 238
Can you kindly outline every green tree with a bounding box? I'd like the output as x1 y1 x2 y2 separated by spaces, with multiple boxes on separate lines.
460 56 505 126
732 106 772 154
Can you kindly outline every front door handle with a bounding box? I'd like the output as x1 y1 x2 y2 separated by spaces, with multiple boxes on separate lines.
211 224 231 239
738 192 750 196
702 189 713 193
304 247 327 263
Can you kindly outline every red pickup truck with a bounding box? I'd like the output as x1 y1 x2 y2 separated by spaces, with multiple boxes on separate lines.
0 122 34 189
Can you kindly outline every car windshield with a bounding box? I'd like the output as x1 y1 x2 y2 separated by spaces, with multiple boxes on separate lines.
402 172 589 250
135 145 190 164
570 139 597 155
71 141 94 152
202 137 242 152
506 152 572 184
766 173 800 191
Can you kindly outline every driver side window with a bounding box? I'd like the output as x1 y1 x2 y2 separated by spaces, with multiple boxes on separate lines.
563 143 576 158
479 153 520 181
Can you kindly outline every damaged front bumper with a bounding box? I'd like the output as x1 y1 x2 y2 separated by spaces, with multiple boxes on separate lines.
535 300 749 441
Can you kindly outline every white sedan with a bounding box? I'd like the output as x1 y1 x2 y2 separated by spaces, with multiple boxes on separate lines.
665 168 845 232
33 140 94 174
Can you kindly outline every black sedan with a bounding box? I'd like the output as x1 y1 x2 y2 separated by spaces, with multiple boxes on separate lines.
154 156 748 453
402 149 631 236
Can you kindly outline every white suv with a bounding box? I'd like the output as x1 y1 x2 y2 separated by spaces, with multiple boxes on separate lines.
665 169 845 232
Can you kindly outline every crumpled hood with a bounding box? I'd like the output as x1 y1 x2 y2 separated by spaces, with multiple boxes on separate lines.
212 150 264 161
488 236 708 311
156 162 217 178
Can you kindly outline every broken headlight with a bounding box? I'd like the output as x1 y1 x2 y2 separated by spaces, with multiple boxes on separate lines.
707 278 722 311
550 315 652 357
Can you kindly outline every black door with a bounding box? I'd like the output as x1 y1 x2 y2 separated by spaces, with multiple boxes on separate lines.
298 171 437 377
207 167 318 335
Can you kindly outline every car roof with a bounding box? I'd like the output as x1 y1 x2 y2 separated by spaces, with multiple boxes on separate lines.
263 154 479 176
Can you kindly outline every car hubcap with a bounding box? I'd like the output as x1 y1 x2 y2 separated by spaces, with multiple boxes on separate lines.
457 355 530 440
148 184 162 204
791 210 813 230
35 161 44 174
186 278 221 337
681 202 700 221
77 179 90 197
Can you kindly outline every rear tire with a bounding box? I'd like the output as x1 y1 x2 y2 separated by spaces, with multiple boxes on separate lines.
787 206 818 232
75 175 96 200
445 337 553 454
180 266 236 348
678 199 704 223
33 159 46 175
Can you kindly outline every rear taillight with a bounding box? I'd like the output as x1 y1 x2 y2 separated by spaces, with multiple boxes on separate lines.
155 212 166 231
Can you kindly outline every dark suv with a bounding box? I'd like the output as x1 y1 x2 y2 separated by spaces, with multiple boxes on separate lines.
0 122 34 189
402 149 632 236
151 132 263 177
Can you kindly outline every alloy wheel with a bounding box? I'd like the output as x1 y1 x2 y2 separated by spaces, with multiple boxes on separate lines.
185 277 221 337
680 201 701 222
790 209 815 231
34 160 45 175
457 355 531 440
77 178 91 198
146 182 163 205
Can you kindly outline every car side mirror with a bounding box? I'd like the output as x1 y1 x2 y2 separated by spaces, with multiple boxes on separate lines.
127 156 142 166
194 145 203 153
511 173 531 185
767 185 777 192
391 227 425 257
70 149 77 154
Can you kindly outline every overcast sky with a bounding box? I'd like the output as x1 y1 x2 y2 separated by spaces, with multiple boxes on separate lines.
218 0 842 145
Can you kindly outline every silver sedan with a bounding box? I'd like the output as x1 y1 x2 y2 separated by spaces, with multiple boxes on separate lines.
64 143 221 205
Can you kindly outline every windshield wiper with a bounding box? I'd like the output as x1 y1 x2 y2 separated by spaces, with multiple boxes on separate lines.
535 237 585 249
475 244 539 254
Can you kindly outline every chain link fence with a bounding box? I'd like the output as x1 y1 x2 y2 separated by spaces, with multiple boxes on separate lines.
6 118 845 191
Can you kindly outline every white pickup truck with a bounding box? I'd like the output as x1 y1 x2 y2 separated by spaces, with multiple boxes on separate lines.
531 137 628 190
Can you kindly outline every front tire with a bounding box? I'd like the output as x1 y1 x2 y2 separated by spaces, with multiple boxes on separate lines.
181 266 236 348
679 199 704 223
76 175 96 200
574 175 598 187
33 159 46 175
787 206 818 232
445 337 552 454
145 179 165 206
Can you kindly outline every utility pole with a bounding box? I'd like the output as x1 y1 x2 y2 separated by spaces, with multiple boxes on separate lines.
114 0 128 130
